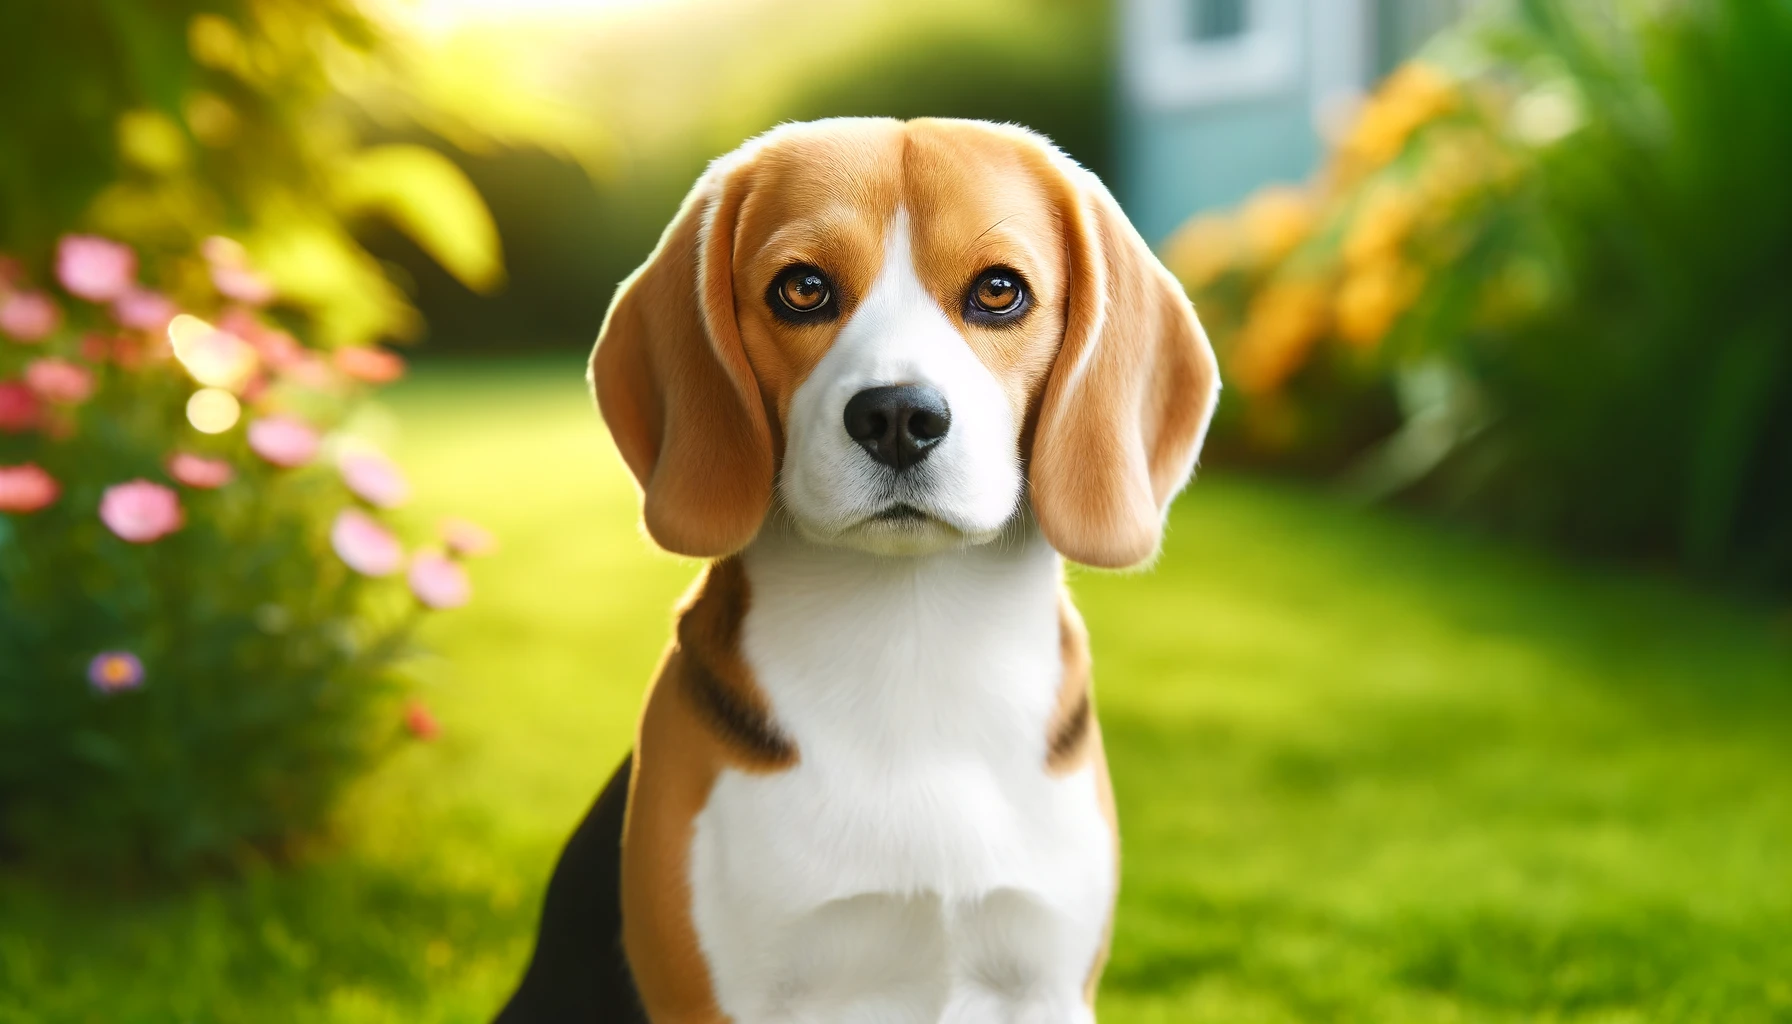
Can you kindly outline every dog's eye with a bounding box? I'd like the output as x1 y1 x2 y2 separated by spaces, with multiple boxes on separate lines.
966 268 1028 322
769 265 835 321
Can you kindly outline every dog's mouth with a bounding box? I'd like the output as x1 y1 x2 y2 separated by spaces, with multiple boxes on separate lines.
869 503 931 524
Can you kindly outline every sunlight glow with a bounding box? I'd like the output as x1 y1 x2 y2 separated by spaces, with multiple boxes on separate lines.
186 389 242 434
390 0 671 32
169 314 259 392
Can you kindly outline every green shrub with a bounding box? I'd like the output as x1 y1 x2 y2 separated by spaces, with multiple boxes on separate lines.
1172 0 1792 593
0 3 501 876
0 237 487 876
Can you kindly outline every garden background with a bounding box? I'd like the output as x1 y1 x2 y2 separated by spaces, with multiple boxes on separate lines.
2 0 1790 1021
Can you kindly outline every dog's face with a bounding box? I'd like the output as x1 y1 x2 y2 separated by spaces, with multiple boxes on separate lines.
594 118 1219 567
733 128 1066 555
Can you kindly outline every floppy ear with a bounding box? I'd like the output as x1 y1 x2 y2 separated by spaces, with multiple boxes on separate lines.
591 156 775 558
1029 162 1221 569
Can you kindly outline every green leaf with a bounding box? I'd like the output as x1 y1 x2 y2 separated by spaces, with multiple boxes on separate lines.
333 144 505 294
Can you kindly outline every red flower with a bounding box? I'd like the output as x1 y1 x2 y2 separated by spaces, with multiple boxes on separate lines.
168 453 234 489
404 700 441 741
0 463 60 513
25 358 94 405
0 381 40 432
334 346 405 384
0 291 60 341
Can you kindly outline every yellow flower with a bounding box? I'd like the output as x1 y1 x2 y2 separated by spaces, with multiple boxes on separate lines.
1239 186 1315 265
1228 279 1331 394
1336 259 1422 349
1160 214 1239 290
1340 62 1458 174
1343 183 1420 269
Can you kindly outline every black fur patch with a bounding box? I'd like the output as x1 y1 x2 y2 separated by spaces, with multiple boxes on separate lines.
493 755 646 1023
1048 690 1092 767
683 654 797 766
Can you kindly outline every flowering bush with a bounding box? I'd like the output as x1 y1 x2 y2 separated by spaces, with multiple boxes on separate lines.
0 236 487 874
1169 0 1792 592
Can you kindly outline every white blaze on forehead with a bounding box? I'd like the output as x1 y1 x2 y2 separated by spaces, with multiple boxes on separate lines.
778 209 1024 546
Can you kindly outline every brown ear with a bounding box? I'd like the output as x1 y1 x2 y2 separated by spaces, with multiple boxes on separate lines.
591 156 774 557
1029 162 1221 569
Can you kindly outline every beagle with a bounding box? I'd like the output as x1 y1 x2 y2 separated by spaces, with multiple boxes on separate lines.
497 117 1219 1023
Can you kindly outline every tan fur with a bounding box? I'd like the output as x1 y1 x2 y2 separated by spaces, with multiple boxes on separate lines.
1046 594 1096 774
1044 595 1115 1006
1027 154 1221 569
1084 730 1118 1007
592 159 776 558
622 561 790 1020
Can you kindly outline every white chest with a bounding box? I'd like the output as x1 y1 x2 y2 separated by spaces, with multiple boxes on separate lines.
686 529 1113 1023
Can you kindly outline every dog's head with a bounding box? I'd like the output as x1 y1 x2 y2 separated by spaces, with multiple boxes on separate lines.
593 118 1219 568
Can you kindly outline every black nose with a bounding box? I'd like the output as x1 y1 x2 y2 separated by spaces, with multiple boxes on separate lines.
842 384 951 470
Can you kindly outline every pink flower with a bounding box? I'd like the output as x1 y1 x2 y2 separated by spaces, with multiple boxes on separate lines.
0 381 40 432
203 236 276 305
99 479 183 543
339 448 409 508
283 354 336 390
247 416 320 468
213 267 275 305
404 700 442 741
112 287 177 331
220 311 304 370
88 651 145 693
56 235 137 302
0 463 59 512
331 508 403 576
25 358 94 404
441 517 497 557
334 346 405 384
168 453 234 489
408 550 471 609
0 291 60 341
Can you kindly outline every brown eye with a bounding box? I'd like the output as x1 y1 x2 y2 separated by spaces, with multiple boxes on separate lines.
966 268 1028 323
769 265 834 321
781 273 828 310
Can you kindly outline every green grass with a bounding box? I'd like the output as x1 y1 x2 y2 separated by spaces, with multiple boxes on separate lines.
3 357 1790 1023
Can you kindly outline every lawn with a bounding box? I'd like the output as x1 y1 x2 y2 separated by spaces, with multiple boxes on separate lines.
3 357 1790 1023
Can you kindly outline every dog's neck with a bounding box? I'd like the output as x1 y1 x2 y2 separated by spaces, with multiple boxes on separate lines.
737 511 1066 753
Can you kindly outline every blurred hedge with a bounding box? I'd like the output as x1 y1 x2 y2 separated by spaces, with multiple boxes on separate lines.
1172 0 1792 594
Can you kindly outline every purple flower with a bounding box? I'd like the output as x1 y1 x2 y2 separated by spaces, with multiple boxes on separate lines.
88 651 145 693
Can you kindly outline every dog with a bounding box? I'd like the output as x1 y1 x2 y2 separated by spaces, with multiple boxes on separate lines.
496 117 1219 1023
